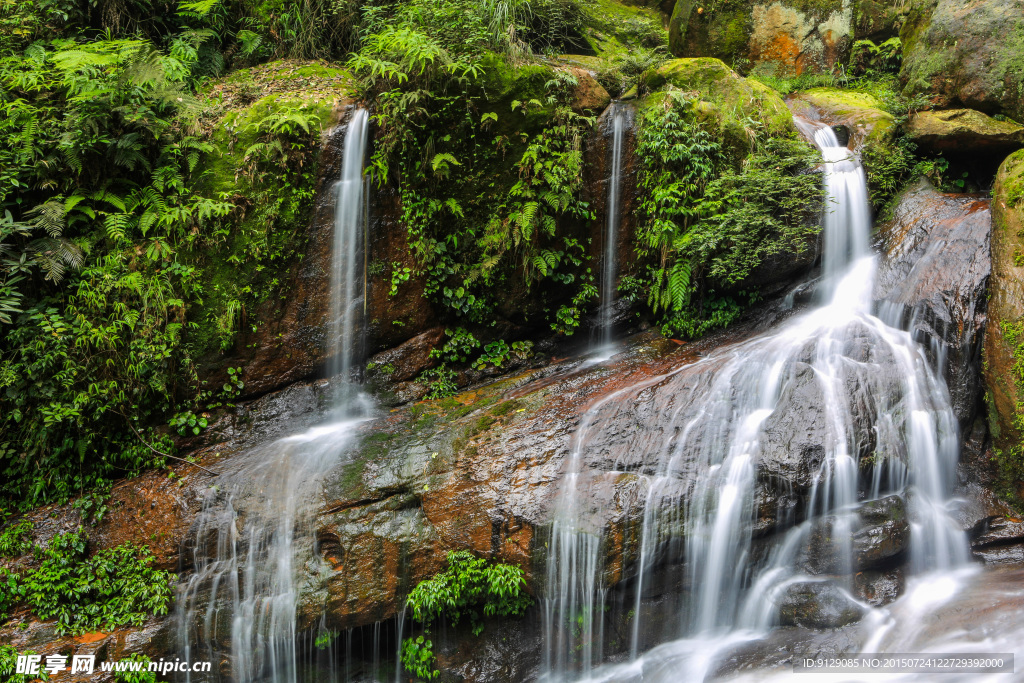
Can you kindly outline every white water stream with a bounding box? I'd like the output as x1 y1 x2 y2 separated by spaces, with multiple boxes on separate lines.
175 109 372 683
598 104 625 350
542 118 970 681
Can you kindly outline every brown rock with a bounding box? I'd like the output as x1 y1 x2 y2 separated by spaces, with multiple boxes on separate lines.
900 0 1024 122
669 0 855 75
204 108 438 399
564 67 612 112
366 326 445 383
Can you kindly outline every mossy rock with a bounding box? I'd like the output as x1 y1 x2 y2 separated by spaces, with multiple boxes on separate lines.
640 58 794 161
984 149 1024 498
583 0 669 59
476 55 610 135
789 87 895 147
669 0 854 75
186 64 356 360
899 0 1024 122
908 108 1024 154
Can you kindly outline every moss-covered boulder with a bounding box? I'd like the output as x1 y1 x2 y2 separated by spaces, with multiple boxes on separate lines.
641 58 794 160
985 149 1024 499
908 109 1024 155
900 0 1024 122
789 88 894 147
669 0 855 75
582 0 670 59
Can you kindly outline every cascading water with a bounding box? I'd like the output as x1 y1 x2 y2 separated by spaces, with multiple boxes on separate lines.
175 108 372 683
542 116 968 682
597 104 625 349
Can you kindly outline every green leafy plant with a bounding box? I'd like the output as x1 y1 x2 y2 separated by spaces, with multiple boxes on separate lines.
419 365 459 400
0 519 32 557
72 491 110 526
633 91 823 338
431 328 481 363
10 529 174 635
401 551 532 680
112 653 157 683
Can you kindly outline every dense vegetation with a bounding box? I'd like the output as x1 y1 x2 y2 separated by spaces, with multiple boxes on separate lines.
0 524 174 635
400 551 531 680
0 0 952 514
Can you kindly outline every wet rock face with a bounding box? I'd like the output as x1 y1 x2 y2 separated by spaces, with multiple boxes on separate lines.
797 496 909 575
307 334 693 632
875 179 992 430
854 567 905 606
971 516 1024 565
669 0 857 76
853 496 910 568
900 0 1024 123
778 581 867 628
586 103 641 303
985 150 1024 483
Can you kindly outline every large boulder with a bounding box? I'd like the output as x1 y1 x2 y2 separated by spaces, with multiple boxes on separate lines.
985 149 1024 496
908 109 1024 155
900 0 1024 122
642 58 795 162
668 0 855 75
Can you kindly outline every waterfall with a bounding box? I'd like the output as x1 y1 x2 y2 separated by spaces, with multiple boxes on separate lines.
542 116 968 681
598 105 625 349
175 109 373 683
329 108 370 407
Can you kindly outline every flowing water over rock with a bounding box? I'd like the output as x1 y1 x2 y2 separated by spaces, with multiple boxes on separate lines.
175 109 372 683
542 117 969 681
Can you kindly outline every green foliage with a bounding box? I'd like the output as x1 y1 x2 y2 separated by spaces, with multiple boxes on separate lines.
401 550 531 679
0 29 242 509
350 11 600 334
2 529 173 635
849 37 902 78
431 328 481 363
861 136 916 214
112 654 157 683
418 364 459 400
0 520 33 558
401 635 438 680
633 91 823 338
595 47 667 98
406 550 532 626
72 491 110 526
0 645 49 683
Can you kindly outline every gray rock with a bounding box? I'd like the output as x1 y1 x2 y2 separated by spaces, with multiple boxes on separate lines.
778 580 868 629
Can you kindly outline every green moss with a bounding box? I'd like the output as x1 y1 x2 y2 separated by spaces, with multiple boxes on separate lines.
583 0 668 59
797 87 895 144
186 87 348 358
640 58 794 165
1004 149 1024 208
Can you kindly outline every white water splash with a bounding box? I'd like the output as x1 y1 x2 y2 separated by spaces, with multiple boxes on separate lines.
543 117 969 681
